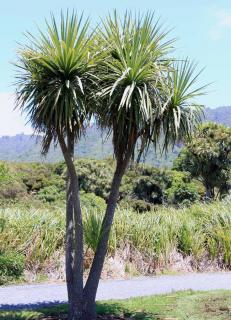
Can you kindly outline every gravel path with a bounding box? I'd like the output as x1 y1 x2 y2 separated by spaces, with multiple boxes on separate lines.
0 272 231 310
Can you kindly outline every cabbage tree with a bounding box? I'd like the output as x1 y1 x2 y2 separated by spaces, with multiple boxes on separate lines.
15 12 96 320
15 11 206 320
83 12 205 319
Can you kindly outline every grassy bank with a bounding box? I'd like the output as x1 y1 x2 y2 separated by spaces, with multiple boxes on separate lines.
0 200 231 284
1 290 231 319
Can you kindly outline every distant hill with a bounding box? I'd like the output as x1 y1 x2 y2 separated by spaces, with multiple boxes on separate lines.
0 106 230 166
204 106 231 127
0 127 179 167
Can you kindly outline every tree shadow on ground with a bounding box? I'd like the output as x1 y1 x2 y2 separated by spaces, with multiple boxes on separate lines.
0 301 156 320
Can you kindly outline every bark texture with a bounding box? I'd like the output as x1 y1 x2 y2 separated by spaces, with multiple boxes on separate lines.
58 131 84 320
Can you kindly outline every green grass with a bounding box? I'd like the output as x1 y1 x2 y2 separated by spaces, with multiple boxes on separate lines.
1 290 231 319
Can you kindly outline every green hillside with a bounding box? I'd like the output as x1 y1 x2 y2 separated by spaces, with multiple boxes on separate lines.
0 106 230 166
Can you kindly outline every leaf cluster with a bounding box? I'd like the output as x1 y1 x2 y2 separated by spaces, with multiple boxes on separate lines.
15 11 206 161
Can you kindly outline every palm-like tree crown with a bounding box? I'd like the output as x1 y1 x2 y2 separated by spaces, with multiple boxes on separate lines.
16 11 96 152
96 12 205 161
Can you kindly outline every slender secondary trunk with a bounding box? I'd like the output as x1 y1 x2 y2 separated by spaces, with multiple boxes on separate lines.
83 160 128 320
58 131 84 320
71 171 84 320
136 142 145 164
65 146 74 305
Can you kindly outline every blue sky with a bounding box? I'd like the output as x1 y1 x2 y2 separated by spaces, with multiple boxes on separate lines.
0 0 231 135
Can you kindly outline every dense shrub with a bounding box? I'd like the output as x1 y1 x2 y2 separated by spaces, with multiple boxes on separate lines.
0 251 25 284
0 181 27 200
77 159 114 199
37 186 65 203
166 171 202 206
133 177 163 204
80 192 106 211
75 160 202 209
0 162 11 183
174 123 231 199
121 199 153 213
167 181 200 206
0 162 27 201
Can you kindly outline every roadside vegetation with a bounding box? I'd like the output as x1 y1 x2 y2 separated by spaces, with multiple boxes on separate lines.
1 199 231 284
0 120 230 286
1 290 231 319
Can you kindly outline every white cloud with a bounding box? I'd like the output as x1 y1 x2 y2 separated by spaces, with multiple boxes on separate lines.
0 92 33 137
210 7 231 40
217 9 231 27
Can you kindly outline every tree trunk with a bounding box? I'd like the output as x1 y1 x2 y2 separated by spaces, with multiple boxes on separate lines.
58 131 84 320
205 183 214 200
83 160 127 320
66 164 74 305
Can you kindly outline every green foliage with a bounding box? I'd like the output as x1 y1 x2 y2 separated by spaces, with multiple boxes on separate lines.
177 219 206 259
174 122 231 199
76 160 202 208
84 210 104 253
0 159 203 209
19 163 65 192
205 209 231 265
37 185 65 203
80 192 106 211
133 177 164 204
0 251 25 284
0 162 11 183
127 166 201 207
115 201 231 267
83 210 116 253
15 12 97 151
96 12 204 166
77 159 114 199
166 171 201 206
0 162 27 202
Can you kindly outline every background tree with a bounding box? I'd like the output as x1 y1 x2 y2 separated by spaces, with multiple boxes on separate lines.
174 122 231 199
83 12 205 319
15 12 97 320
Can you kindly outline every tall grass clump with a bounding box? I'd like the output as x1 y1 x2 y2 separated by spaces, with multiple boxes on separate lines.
83 209 116 253
0 208 65 271
113 201 231 269
114 208 179 264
